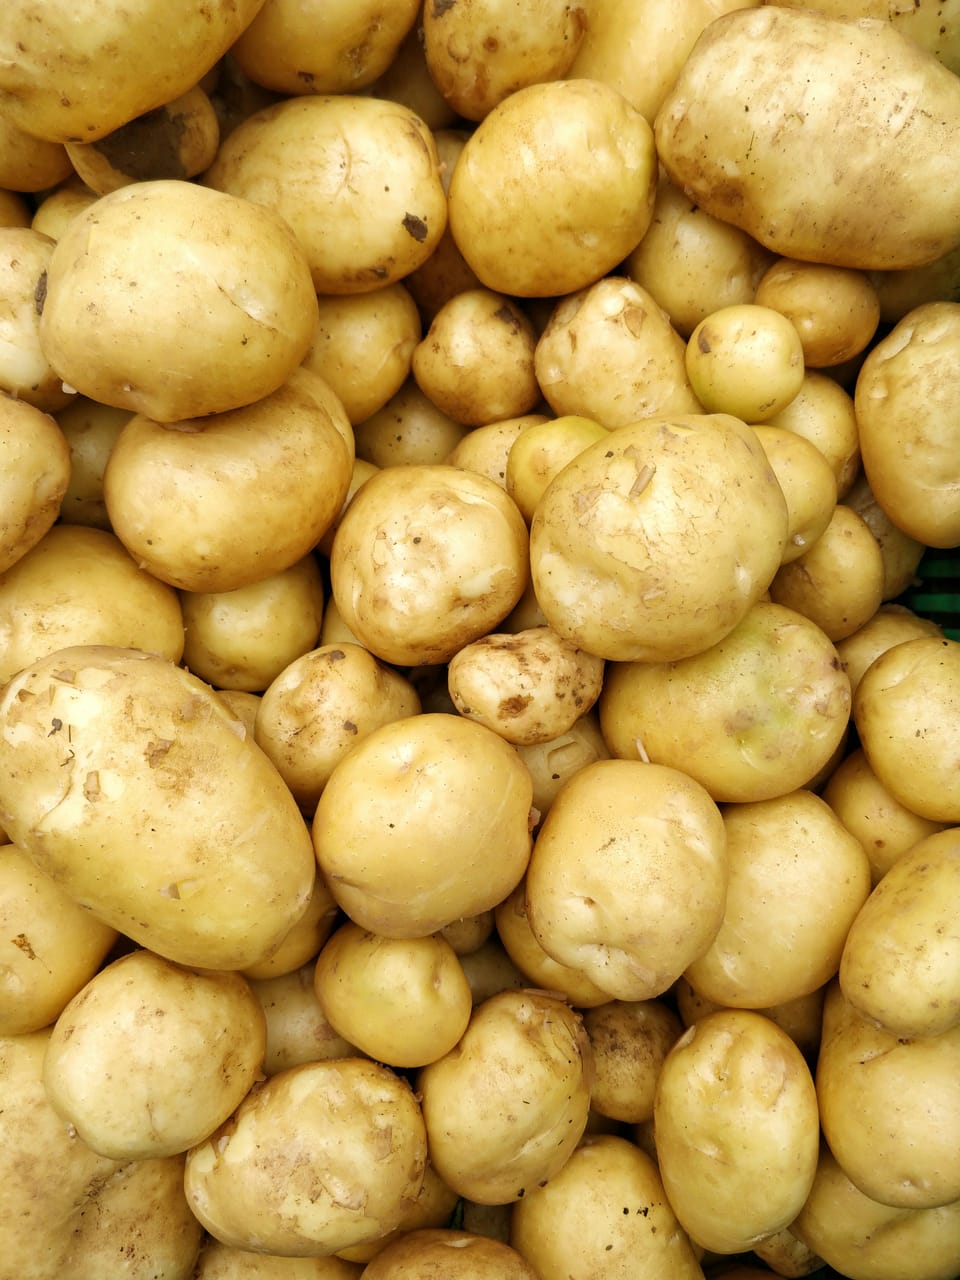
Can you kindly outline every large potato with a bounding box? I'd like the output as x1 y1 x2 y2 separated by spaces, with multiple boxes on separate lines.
448 78 657 297
654 6 960 269
38 179 319 422
529 413 788 662
0 393 71 574
184 1057 427 1256
0 1030 202 1280
0 645 316 970
42 949 266 1159
654 1009 820 1254
0 0 264 142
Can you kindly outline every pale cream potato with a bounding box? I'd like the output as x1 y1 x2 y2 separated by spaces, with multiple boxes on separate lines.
55 396 131 529
515 712 611 817
362 1229 540 1279
353 380 469 469
30 176 100 241
754 258 881 367
764 369 861 498
843 471 927 600
444 414 547 489
335 1166 461 1267
241 872 340 982
249 964 361 1077
0 227 75 411
0 393 71 574
834 602 943 698
685 303 805 422
494 881 613 1007
750 425 838 563
675 976 826 1062
505 415 609 523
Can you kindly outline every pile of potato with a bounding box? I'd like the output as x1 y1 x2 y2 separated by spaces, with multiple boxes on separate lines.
1 2 959 1278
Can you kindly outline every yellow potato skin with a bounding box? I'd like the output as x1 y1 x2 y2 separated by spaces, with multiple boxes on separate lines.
0 645 316 971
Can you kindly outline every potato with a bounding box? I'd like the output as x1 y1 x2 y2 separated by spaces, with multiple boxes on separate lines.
655 6 960 269
180 555 326 693
334 1166 461 1266
412 288 540 428
230 0 420 95
354 380 469 469
457 937 529 1006
853 635 960 823
448 78 657 297
854 301 960 548
204 94 447 295
764 369 861 498
329 463 529 667
683 789 871 1009
770 502 886 642
423 0 587 121
817 980 960 1209
793 1142 960 1280
0 226 76 411
515 712 611 817
838 827 960 1038
241 872 340 982
104 367 353 593
0 0 263 143
531 413 788 663
196 1240 363 1279
39 179 319 422
43 949 265 1159
250 964 362 1077
0 842 117 1036
751 1226 825 1279
822 746 947 885
312 712 533 938
184 1057 428 1256
0 1030 202 1279
0 395 72 574
777 0 960 77
686 304 805 422
30 176 100 241
65 86 221 195
0 523 185 685
599 601 851 803
624 173 776 338
583 998 684 1124
653 1009 820 1254
754 258 880 368
444 414 547 488
493 880 613 1007
313 921 472 1068
0 113 73 192
524 759 727 1000
749 425 838 563
361 1228 540 1279
510 1133 704 1279
0 645 316 971
843 473 926 602
54 396 131 528
447 626 605 746
675 976 826 1063
417 989 592 1204
254 642 420 814
0 188 31 228
439 910 495 956
303 285 421 426
505 415 609 523
533 277 701 426
835 603 944 698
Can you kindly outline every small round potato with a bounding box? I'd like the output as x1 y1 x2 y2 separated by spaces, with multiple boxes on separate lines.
104 367 353 594
179 555 326 693
447 626 605 746
0 227 76 411
241 873 340 983
313 922 472 1068
510 1133 703 1279
412 289 540 427
329 463 529 667
534 277 701 428
505 415 609 523
530 413 788 663
184 1057 428 1257
0 523 185 685
254 642 421 814
312 713 533 939
0 113 73 192
353 380 469 469
0 394 72 574
599 601 851 804
750 425 838 563
843 472 926 601
249 964 362 1077
417 989 592 1204
334 1165 461 1267
583 998 684 1124
853 636 960 823
0 842 117 1036
754 258 881 367
683 789 871 1009
835 603 944 699
42 949 266 1159
817 981 960 1209
675 976 827 1063
839 828 960 1038
685 303 805 422
444 414 547 489
764 370 861 498
54 396 131 529
525 759 727 1000
205 94 447 295
448 78 657 297
30 176 101 241
362 1228 540 1279
654 1009 820 1254
515 712 611 818
39 179 319 422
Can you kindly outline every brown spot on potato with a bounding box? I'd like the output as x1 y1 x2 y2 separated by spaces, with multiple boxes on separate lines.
402 213 428 243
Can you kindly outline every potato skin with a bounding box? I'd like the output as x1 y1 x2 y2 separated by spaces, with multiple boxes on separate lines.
0 393 71 574
0 645 316 970
655 7 960 269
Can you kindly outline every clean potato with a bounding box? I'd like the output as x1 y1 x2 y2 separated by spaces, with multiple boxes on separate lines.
764 369 861 498
0 393 72 574
353 381 469 469
185 1057 428 1257
530 413 788 662
843 472 927 601
754 258 881 368
0 645 316 970
39 179 319 422
515 712 611 817
505 415 609 523
0 226 75 411
839 827 960 1038
54 396 132 529
42 949 266 1159
0 113 72 192
749 425 838 563
361 1228 540 1280
685 303 805 422
249 963 361 1077
834 603 944 698
655 6 960 268
196 1240 363 1279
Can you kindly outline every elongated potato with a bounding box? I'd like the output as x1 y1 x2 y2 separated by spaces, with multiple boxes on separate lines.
0 645 316 970
655 7 960 269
